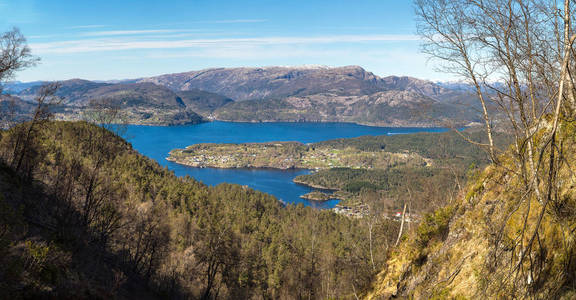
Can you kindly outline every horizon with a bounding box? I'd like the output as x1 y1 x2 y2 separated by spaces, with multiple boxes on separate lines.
0 0 454 82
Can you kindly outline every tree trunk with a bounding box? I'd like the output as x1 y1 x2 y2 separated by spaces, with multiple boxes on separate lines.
395 203 408 247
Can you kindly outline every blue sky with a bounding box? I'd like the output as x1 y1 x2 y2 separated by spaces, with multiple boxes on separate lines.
0 0 450 82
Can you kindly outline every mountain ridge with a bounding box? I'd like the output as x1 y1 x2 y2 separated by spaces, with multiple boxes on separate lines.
4 66 482 127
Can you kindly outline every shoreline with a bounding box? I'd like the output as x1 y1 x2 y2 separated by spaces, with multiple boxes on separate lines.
292 178 337 191
213 118 462 128
166 157 311 171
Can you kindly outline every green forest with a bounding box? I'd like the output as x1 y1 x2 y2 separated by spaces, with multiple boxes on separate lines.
0 121 402 298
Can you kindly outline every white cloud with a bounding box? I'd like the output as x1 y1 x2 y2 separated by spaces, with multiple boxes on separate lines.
195 19 268 24
80 29 203 37
67 25 107 29
30 34 421 54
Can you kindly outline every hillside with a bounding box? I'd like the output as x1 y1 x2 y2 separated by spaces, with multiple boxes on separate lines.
366 120 576 299
14 80 205 125
176 89 234 115
0 121 400 299
0 95 35 127
18 81 185 108
212 90 478 126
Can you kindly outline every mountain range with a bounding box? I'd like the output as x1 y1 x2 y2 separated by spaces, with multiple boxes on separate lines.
3 66 481 127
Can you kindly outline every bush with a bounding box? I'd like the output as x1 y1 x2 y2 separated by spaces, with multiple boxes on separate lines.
415 206 455 249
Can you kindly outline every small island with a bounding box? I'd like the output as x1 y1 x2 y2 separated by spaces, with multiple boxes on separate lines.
299 191 334 201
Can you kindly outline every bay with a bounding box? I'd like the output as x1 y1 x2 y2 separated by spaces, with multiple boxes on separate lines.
122 121 448 209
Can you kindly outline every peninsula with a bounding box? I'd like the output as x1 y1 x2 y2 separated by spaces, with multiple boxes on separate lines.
167 141 429 170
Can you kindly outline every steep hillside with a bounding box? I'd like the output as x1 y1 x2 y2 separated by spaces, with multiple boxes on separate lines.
176 89 234 115
0 121 398 299
366 120 576 299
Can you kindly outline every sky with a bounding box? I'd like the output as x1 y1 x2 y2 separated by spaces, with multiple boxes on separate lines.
0 0 452 82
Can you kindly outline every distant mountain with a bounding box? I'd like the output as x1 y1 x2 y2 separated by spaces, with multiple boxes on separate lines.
2 81 45 94
8 66 485 127
177 89 234 115
137 66 481 126
214 90 479 127
435 81 476 92
139 66 386 101
18 80 185 108
0 95 36 127
15 80 206 126
381 76 460 100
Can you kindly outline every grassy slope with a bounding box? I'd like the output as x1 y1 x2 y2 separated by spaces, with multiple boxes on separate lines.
366 120 576 299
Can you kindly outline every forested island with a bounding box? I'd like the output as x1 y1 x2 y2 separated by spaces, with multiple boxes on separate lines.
300 191 333 201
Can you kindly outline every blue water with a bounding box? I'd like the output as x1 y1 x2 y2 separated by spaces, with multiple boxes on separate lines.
122 121 448 209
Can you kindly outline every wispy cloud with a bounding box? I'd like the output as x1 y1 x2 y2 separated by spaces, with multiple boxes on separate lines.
80 29 203 37
195 19 268 24
30 34 420 54
29 34 64 39
67 24 108 29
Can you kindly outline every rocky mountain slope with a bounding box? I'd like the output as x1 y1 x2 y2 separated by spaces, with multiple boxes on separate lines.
366 120 576 299
139 66 481 126
213 89 476 126
176 89 234 115
138 66 386 100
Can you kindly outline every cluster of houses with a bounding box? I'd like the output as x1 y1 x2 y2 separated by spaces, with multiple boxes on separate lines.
332 204 369 218
175 153 240 167
333 204 419 222
387 211 418 223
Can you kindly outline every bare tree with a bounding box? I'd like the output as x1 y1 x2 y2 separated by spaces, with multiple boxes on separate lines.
8 83 61 178
416 0 576 295
83 98 129 137
0 28 39 130
0 28 39 85
395 188 411 247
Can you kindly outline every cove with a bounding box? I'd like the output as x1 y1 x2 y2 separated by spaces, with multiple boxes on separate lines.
122 121 448 209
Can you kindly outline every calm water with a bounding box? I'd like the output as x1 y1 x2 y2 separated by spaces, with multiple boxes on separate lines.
122 121 448 208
